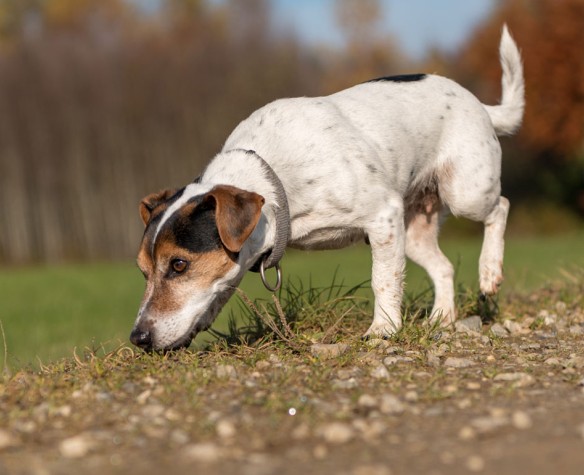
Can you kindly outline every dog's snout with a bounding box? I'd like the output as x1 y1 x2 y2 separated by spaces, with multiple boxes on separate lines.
130 327 153 350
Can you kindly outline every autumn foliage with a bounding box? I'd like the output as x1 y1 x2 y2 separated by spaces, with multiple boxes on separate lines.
0 0 581 263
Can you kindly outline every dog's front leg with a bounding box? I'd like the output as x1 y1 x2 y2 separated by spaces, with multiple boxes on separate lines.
364 198 406 338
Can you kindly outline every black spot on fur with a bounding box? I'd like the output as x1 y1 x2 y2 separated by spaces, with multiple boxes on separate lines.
446 105 452 110
306 179 315 185
367 164 378 174
366 74 427 84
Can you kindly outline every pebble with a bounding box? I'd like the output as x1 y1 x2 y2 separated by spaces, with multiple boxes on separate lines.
255 360 271 370
383 356 414 366
455 316 483 334
357 394 378 410
317 422 354 444
216 365 237 379
466 455 485 472
0 429 18 450
291 423 310 440
379 394 404 415
216 419 237 439
371 364 390 380
352 464 393 475
458 426 476 440
490 323 509 338
310 343 349 359
136 389 152 405
471 415 508 434
404 391 419 403
503 319 526 335
493 372 535 387
444 357 475 368
59 433 94 458
512 411 532 430
426 352 441 367
577 423 584 439
332 378 359 389
183 442 222 463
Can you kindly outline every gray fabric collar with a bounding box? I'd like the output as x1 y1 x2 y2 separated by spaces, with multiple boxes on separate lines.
249 152 290 272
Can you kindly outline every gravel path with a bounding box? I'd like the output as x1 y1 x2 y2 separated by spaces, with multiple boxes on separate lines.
1 288 584 475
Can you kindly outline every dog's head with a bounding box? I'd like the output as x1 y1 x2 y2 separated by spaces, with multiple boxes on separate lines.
130 184 265 351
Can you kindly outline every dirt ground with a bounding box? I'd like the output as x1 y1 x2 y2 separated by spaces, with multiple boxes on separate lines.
1 284 584 475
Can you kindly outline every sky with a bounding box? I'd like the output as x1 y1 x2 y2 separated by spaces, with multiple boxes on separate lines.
269 0 496 60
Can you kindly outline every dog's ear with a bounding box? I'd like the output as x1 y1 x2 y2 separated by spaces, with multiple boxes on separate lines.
204 185 265 253
139 189 177 226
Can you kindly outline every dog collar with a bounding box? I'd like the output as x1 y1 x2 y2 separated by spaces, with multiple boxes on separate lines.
248 152 290 288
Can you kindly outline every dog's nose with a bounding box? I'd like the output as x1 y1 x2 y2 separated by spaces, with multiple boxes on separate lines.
130 328 152 349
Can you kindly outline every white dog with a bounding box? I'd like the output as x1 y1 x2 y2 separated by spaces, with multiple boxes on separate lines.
131 26 524 351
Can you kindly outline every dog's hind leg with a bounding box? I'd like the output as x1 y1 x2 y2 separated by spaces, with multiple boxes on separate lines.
478 196 509 295
405 206 456 325
364 195 406 338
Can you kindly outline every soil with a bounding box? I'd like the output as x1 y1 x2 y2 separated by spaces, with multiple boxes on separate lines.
1 285 584 475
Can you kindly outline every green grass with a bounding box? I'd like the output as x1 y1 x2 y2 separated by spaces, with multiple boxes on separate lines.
1 231 584 369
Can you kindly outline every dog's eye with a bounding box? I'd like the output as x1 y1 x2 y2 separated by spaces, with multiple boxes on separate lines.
170 259 189 274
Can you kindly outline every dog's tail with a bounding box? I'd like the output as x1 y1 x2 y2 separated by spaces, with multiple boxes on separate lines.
483 25 525 136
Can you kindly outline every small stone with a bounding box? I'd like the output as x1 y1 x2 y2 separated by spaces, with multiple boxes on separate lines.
170 429 190 445
0 429 18 450
183 442 222 463
512 411 532 430
569 326 584 336
332 378 359 389
291 423 310 440
313 444 328 459
255 360 271 370
142 404 165 419
216 365 237 379
366 338 392 350
404 390 419 402
383 356 413 366
455 316 482 334
503 319 526 335
216 419 236 439
310 343 349 359
426 352 441 367
379 394 404 415
136 389 152 405
577 423 584 439
466 455 485 472
471 415 508 434
59 433 94 458
458 426 476 440
466 382 481 390
489 323 509 338
318 422 354 444
444 357 475 368
371 365 390 380
493 372 535 387
544 357 561 366
352 464 393 475
357 394 378 410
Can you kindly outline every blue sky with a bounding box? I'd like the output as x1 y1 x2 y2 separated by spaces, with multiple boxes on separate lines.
270 0 495 59
136 0 496 60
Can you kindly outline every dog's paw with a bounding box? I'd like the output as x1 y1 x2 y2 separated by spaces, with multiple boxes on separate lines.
427 306 457 327
479 260 504 295
363 322 400 340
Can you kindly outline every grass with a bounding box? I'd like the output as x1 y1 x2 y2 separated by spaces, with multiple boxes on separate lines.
1 231 584 369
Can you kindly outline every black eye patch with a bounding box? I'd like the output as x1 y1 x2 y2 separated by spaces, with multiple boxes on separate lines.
173 206 222 254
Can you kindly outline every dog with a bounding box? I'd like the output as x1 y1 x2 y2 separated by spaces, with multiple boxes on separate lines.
130 26 524 351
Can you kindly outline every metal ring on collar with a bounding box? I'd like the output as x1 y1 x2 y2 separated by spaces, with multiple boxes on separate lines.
259 258 282 292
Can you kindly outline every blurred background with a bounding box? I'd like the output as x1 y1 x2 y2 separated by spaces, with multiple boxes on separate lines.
0 0 583 367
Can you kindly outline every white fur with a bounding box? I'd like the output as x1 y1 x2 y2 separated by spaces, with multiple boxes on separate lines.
136 26 524 347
